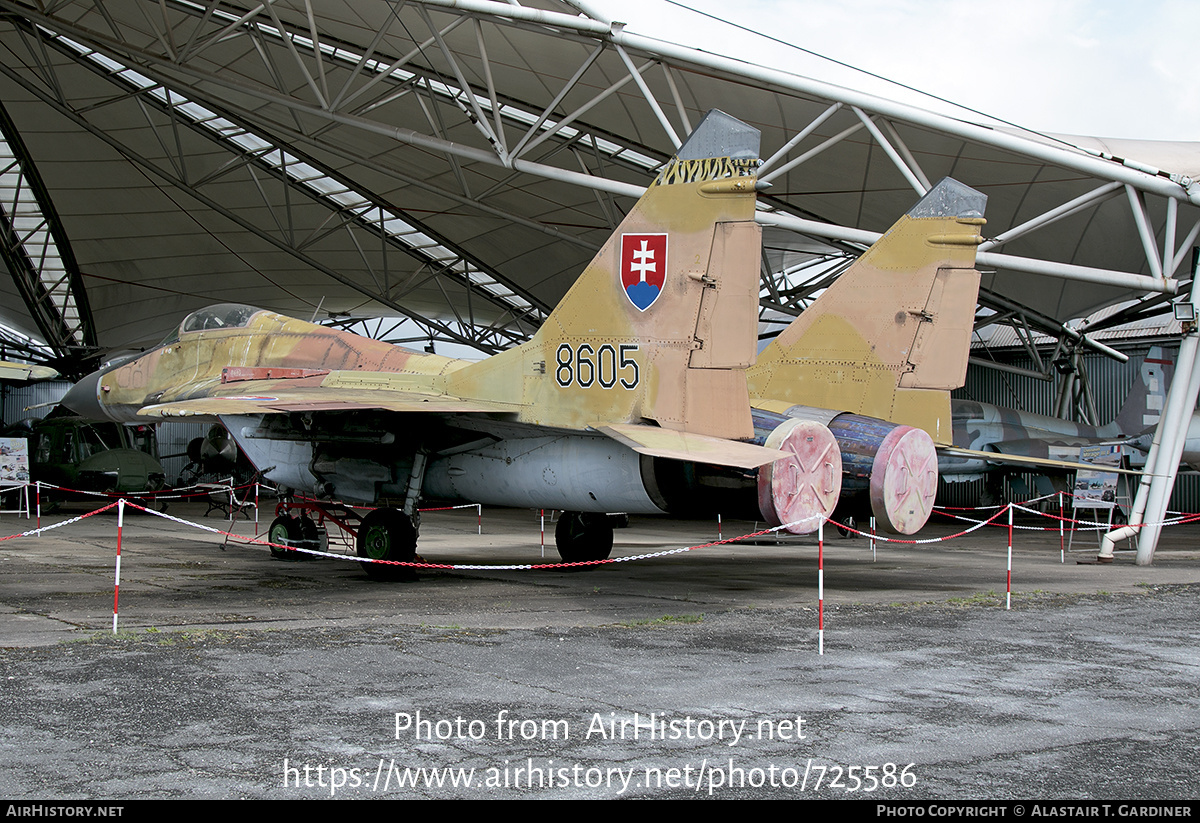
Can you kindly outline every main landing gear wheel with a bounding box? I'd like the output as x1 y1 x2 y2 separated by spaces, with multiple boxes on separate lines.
357 507 418 579
554 512 614 563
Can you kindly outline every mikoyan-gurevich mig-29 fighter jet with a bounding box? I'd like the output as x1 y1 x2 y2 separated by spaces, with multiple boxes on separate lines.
64 110 997 574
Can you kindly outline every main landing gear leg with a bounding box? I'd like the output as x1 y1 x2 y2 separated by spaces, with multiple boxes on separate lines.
357 451 428 579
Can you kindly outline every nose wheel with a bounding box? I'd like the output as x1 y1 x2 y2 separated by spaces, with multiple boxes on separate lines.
267 515 318 560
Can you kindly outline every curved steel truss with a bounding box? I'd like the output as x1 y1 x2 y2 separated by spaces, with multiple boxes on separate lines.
0 0 1195 362
0 97 93 365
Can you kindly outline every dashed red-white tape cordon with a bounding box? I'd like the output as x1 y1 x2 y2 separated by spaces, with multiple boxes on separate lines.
6 499 1200 571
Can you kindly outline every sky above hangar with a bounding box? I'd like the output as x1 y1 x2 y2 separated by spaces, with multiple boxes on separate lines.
599 0 1199 142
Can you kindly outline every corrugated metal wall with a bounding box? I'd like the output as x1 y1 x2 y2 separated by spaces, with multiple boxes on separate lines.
956 344 1162 423
1 380 70 423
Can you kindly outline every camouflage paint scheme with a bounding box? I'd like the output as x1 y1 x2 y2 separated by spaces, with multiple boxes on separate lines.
941 348 1171 481
67 117 1087 550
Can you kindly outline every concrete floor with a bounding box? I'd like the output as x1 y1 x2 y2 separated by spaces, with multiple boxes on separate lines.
2 500 1199 799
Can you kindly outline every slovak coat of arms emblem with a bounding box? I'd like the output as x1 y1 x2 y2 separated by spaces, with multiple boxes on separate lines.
620 233 667 311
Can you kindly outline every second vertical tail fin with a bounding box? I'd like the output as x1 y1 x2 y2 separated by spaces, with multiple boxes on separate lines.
749 178 987 445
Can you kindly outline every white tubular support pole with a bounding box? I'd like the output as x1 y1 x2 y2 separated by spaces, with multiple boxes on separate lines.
1136 337 1200 564
755 211 1177 295
1101 260 1200 563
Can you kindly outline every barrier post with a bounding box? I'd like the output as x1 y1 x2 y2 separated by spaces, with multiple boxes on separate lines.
870 515 876 561
35 481 40 535
1006 504 1013 611
717 513 722 541
113 499 125 634
540 509 545 557
1059 492 1065 563
477 503 482 536
818 518 825 656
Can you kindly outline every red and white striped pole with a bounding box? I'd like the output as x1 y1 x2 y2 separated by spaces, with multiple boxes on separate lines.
540 509 545 556
1058 491 1065 563
113 499 125 634
818 517 825 655
1006 504 1013 611
35 481 41 535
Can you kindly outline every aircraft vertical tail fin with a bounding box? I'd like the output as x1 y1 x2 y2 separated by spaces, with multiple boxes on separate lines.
448 110 764 440
748 178 987 445
1115 346 1172 435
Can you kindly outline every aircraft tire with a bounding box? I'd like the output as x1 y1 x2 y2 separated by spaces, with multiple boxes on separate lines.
268 515 301 560
357 507 417 579
555 512 614 563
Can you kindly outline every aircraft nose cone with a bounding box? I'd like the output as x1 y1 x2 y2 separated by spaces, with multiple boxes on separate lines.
61 369 108 420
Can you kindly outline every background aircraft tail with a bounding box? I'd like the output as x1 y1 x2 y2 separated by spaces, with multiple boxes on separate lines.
1114 346 1171 436
449 110 763 440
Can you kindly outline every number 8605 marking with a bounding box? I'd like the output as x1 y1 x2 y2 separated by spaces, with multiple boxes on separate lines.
555 343 639 389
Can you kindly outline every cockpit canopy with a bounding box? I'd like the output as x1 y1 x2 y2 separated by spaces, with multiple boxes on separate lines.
181 304 262 334
157 304 263 347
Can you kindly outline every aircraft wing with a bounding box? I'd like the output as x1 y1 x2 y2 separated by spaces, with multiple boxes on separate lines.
938 446 1141 475
596 423 787 469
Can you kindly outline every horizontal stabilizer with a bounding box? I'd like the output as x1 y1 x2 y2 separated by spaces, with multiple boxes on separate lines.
597 423 787 469
0 361 58 382
938 446 1141 475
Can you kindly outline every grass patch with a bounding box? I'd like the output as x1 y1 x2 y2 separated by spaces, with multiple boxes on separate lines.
946 590 1003 607
620 613 705 628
